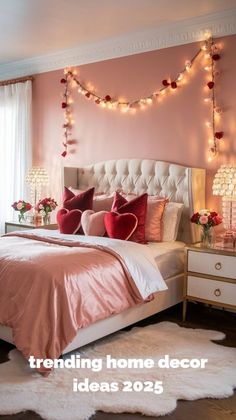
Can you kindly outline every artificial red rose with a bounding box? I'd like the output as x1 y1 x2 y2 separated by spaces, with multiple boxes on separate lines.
105 95 111 102
171 81 177 89
210 211 217 217
61 150 67 157
85 92 90 98
190 212 200 223
95 99 100 104
207 81 214 89
60 78 66 84
215 131 224 139
26 203 32 210
162 79 170 87
212 54 220 61
61 102 67 109
212 215 222 225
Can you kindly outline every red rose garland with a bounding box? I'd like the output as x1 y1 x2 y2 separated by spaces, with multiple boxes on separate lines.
203 36 223 162
60 34 223 162
60 71 74 157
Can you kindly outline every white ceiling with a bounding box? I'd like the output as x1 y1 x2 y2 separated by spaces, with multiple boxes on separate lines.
1 0 236 64
1 0 236 79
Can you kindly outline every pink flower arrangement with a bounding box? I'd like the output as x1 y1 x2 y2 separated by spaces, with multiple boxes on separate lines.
190 209 222 229
35 197 58 216
12 200 32 213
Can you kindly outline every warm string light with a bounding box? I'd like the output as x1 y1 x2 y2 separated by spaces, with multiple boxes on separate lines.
62 47 202 117
202 35 223 162
60 34 223 159
60 48 203 156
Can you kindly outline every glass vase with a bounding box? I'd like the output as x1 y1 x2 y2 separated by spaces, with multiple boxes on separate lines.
43 213 51 225
201 227 214 248
18 212 26 223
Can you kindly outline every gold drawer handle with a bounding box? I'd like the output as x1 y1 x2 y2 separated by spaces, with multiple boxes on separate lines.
214 288 221 297
215 262 222 270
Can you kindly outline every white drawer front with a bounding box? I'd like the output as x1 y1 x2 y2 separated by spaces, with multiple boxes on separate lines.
187 275 236 306
188 250 236 280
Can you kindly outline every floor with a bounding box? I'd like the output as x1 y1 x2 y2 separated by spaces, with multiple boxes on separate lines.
0 302 236 420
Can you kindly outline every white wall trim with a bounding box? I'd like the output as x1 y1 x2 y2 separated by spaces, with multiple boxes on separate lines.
0 8 236 80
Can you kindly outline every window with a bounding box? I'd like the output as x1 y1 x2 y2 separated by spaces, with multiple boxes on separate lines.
0 80 32 233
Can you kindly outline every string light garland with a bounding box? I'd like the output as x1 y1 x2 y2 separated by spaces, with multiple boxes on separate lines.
202 35 223 162
60 70 75 157
60 33 223 161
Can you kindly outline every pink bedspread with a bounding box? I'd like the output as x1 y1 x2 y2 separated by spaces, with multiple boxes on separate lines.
0 233 144 374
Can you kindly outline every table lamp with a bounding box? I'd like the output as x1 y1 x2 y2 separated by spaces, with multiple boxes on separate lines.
26 167 49 207
212 164 236 235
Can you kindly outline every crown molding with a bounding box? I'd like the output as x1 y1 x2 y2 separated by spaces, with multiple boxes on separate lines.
0 8 236 81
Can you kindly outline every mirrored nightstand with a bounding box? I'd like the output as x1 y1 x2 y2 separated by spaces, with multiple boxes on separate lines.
5 221 58 234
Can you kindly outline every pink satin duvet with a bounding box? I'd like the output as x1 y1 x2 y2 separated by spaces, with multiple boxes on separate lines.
0 233 144 374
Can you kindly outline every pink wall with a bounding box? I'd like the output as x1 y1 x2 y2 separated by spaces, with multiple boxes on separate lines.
32 34 236 210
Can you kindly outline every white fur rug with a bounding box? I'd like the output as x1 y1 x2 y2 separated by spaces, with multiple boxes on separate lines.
0 322 236 420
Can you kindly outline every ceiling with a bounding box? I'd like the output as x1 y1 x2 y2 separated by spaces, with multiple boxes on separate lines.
1 0 236 65
0 0 236 79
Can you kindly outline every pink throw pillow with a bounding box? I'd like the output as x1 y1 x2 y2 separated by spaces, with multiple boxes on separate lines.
93 194 114 212
81 210 107 236
145 197 168 241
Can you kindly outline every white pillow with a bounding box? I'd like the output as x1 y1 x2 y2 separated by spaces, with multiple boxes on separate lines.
163 202 184 241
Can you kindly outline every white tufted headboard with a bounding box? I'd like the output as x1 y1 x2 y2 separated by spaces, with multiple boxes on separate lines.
64 159 206 244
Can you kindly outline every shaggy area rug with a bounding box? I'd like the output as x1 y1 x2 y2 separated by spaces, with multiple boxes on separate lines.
0 322 235 420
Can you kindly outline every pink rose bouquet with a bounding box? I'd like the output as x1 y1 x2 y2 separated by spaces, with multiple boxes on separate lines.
12 200 32 223
190 209 222 246
190 209 222 229
35 197 58 217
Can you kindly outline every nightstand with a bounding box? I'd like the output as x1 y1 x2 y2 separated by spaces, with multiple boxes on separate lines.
5 221 58 234
183 243 236 321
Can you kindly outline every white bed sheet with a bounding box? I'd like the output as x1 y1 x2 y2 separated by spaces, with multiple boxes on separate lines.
146 241 185 280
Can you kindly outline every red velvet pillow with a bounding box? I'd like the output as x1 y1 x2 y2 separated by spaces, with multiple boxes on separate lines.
104 212 138 241
111 192 127 210
63 187 95 211
111 192 148 243
57 209 82 234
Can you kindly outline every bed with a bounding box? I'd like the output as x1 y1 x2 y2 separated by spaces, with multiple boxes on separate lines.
0 159 205 361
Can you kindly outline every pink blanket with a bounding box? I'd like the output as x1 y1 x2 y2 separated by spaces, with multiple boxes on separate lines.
0 233 144 374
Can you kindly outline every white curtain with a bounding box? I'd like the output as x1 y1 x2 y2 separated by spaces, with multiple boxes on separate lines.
0 80 32 233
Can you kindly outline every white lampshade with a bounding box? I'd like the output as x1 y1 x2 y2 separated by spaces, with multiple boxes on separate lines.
212 164 236 198
212 164 236 232
26 167 49 207
26 167 49 186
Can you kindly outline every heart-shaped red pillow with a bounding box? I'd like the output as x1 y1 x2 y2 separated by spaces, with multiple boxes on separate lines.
104 212 138 241
111 192 148 243
57 208 82 234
